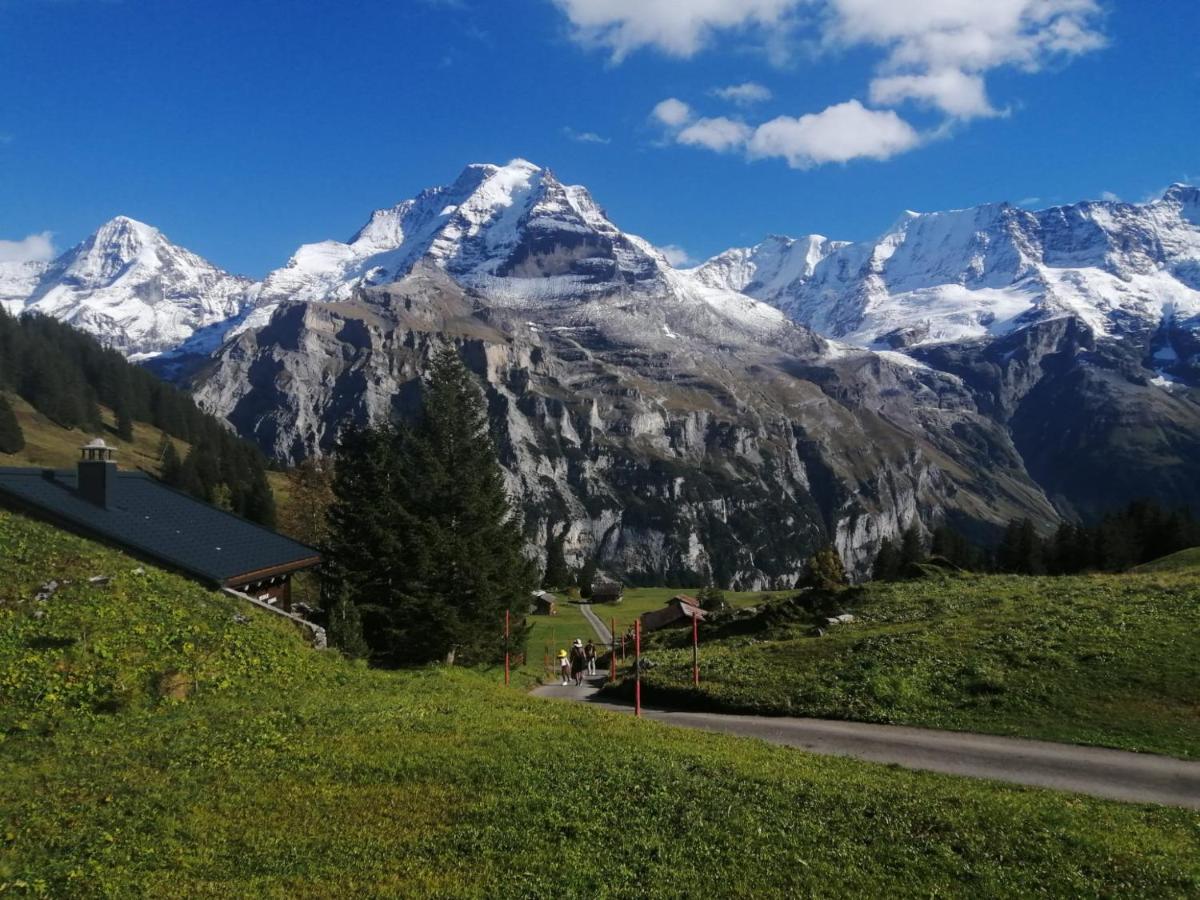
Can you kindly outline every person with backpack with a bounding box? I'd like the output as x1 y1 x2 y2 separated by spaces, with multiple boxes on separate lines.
584 639 597 675
569 639 587 686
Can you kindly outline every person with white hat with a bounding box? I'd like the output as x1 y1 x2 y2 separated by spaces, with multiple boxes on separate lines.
569 638 587 686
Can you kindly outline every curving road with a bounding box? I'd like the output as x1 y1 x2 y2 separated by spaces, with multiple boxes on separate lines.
577 603 612 645
532 680 1200 810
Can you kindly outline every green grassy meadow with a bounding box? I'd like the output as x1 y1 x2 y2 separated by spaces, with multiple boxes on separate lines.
607 567 1200 758
2 509 1199 896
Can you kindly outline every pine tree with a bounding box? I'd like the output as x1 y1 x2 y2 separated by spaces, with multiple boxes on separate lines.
0 394 24 454
697 585 727 611
542 526 571 590
388 347 535 664
160 440 183 486
578 557 598 598
899 524 925 568
872 537 901 581
115 397 134 442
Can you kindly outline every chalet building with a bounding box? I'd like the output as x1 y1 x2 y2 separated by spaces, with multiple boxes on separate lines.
530 590 559 616
0 440 320 606
589 580 624 603
641 597 707 633
671 593 699 607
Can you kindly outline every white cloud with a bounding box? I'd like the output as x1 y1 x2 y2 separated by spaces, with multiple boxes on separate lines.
651 97 693 127
551 0 800 61
711 81 772 105
869 69 996 119
748 100 921 167
555 0 1105 130
0 231 54 264
658 244 694 266
829 0 1106 119
1100 190 1120 202
562 126 611 144
678 116 752 152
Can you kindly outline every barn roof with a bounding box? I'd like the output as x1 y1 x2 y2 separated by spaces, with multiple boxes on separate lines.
0 467 319 587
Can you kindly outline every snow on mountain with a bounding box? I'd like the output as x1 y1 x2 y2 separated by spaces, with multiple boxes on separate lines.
243 159 785 344
14 217 254 356
694 186 1200 349
0 260 48 315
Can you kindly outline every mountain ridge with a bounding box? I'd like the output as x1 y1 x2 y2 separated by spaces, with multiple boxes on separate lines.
5 162 1200 584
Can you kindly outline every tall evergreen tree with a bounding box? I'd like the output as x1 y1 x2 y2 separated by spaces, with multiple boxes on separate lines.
542 526 571 590
0 394 24 454
325 348 535 666
115 399 135 442
871 537 901 581
389 347 534 664
899 524 926 568
578 557 598 598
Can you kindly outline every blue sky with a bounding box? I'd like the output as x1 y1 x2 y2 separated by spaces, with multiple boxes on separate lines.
1 0 1197 276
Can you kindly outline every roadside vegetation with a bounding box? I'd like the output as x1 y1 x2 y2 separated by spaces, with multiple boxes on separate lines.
2 509 1199 896
606 565 1200 758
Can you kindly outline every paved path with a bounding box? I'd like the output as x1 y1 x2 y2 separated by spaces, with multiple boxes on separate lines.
533 680 1200 810
577 603 612 645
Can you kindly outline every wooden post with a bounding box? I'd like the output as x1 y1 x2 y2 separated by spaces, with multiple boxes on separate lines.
634 618 642 718
692 611 699 686
504 609 510 686
610 617 617 682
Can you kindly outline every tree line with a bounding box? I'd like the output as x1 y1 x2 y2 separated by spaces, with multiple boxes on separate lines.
872 500 1199 581
0 308 275 525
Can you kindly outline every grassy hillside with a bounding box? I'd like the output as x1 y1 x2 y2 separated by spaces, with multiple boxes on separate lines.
0 392 186 477
607 570 1200 758
1133 547 1200 573
1 510 1198 895
0 390 293 522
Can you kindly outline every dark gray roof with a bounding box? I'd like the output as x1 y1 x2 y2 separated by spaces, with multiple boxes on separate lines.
0 467 319 586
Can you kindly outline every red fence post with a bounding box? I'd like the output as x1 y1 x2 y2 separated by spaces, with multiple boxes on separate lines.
504 609 510 686
634 618 642 718
610 617 617 683
692 612 699 687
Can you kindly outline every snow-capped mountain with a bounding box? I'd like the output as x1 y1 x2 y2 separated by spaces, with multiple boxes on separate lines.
692 186 1200 354
0 259 48 315
241 159 784 342
11 216 254 356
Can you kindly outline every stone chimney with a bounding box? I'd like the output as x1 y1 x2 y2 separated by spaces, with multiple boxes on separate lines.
78 438 117 508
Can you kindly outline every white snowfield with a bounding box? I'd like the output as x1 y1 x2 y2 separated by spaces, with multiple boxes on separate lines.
691 186 1200 349
4 161 1199 361
9 217 253 355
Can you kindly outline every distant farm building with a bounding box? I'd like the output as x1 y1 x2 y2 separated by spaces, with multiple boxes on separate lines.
590 580 624 603
0 440 320 607
531 590 559 616
641 597 707 633
671 593 699 607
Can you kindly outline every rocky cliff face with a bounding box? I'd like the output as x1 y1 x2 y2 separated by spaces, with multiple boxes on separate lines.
194 264 1055 586
15 160 1199 585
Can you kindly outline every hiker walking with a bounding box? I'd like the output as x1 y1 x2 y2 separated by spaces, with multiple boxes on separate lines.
569 639 587 686
584 639 597 675
558 649 570 686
